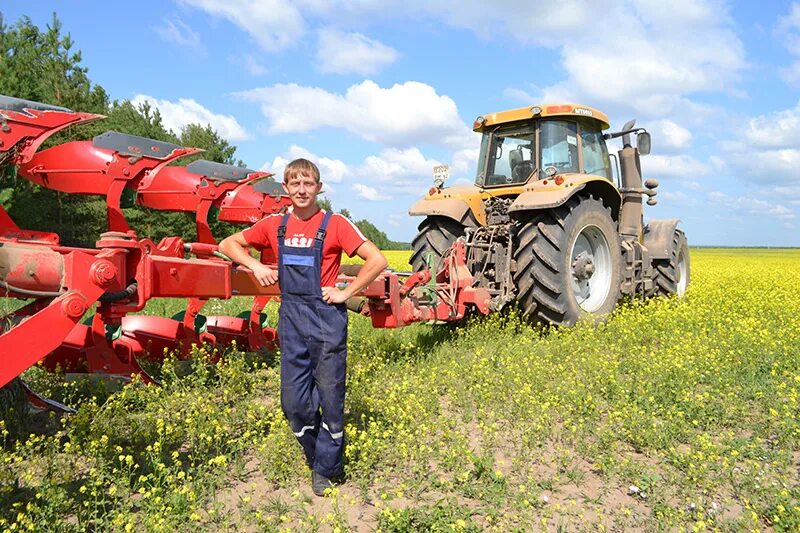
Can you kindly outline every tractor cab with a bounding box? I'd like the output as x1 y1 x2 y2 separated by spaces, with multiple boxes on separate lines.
473 104 613 188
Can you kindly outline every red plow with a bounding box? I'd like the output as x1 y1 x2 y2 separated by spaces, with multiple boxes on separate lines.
0 95 491 409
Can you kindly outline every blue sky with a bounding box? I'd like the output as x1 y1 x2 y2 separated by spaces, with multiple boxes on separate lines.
4 0 800 246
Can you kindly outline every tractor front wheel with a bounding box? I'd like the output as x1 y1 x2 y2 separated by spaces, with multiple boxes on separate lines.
649 229 690 297
513 196 622 326
410 216 465 272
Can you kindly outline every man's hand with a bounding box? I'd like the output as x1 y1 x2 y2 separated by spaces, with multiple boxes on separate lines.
252 263 278 286
321 286 349 304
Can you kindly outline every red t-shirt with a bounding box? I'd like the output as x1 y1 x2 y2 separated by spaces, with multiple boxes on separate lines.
242 210 367 287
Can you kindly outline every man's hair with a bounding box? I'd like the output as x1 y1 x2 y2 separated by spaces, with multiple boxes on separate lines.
284 158 320 183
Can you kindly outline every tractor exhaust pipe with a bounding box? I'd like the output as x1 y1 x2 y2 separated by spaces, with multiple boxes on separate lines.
618 145 643 239
611 119 651 240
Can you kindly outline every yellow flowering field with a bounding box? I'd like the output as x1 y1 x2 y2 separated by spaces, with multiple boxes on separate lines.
1 248 800 531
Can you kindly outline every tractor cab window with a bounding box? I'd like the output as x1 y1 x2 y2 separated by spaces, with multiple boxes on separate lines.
476 125 535 187
580 123 612 180
540 121 579 174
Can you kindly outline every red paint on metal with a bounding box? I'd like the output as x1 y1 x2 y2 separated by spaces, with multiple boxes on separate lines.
0 107 103 164
0 101 495 391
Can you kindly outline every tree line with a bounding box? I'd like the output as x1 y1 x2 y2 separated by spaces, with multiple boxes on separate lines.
0 12 409 249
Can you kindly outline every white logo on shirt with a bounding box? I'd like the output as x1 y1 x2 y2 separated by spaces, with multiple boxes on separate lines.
286 236 311 248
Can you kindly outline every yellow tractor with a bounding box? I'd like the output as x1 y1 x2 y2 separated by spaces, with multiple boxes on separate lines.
409 104 689 326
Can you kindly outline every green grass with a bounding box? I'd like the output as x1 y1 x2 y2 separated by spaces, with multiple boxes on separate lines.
1 248 799 531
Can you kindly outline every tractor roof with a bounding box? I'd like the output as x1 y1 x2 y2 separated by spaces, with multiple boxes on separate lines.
473 104 610 132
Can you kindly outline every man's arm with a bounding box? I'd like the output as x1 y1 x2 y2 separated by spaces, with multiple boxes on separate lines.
321 241 387 304
219 231 278 287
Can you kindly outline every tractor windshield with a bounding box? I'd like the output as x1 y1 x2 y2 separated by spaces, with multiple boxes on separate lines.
475 125 536 187
540 121 579 173
475 118 613 187
541 119 612 180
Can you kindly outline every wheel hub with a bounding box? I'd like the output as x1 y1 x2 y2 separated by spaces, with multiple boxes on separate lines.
572 252 595 281
569 224 613 313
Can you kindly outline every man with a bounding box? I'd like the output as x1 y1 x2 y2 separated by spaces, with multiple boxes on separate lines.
219 158 387 496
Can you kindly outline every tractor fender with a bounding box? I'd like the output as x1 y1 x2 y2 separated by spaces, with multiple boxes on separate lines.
508 185 586 212
643 219 681 259
408 197 479 226
508 179 622 219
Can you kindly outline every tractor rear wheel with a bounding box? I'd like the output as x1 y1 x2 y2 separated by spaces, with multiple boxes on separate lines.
513 196 622 326
410 216 465 272
650 229 690 297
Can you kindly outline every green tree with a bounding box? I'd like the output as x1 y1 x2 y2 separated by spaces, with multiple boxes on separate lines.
179 124 239 166
0 12 111 244
0 11 405 248
0 12 249 245
0 13 107 113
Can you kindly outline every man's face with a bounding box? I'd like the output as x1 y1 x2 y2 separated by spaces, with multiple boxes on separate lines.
282 172 322 210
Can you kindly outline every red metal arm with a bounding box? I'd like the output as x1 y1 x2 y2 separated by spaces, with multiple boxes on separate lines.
0 104 103 164
17 134 201 232
0 245 124 387
338 240 492 328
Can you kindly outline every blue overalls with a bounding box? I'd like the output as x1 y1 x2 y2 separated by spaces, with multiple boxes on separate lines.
277 211 348 479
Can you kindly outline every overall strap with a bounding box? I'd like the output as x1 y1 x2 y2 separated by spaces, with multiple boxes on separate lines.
314 211 334 244
277 212 291 242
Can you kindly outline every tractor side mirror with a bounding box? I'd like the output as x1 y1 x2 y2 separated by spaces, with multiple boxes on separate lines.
637 132 651 155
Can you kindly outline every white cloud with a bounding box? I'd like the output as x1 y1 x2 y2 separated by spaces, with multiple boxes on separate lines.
502 87 538 103
316 29 398 75
262 145 349 183
651 120 692 150
270 2 739 118
734 148 800 181
450 146 481 176
708 156 727 174
180 1 744 119
262 144 474 201
722 99 800 191
177 0 308 51
708 191 797 220
243 55 269 76
776 3 800 86
782 61 800 87
645 155 712 178
659 190 697 206
132 94 249 141
742 100 800 149
773 185 800 203
360 147 439 182
352 183 389 201
236 80 471 147
498 0 744 117
777 2 800 55
154 19 204 54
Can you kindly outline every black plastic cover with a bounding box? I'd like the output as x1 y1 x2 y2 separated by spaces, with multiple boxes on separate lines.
92 131 183 159
187 160 254 182
252 177 284 196
0 95 72 114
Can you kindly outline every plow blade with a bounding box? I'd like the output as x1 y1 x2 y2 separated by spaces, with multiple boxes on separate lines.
0 95 103 164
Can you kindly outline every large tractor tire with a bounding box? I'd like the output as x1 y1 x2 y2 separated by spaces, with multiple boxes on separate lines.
650 229 690 297
410 216 465 272
513 196 622 326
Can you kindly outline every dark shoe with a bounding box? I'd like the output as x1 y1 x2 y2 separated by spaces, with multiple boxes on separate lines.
311 471 335 496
